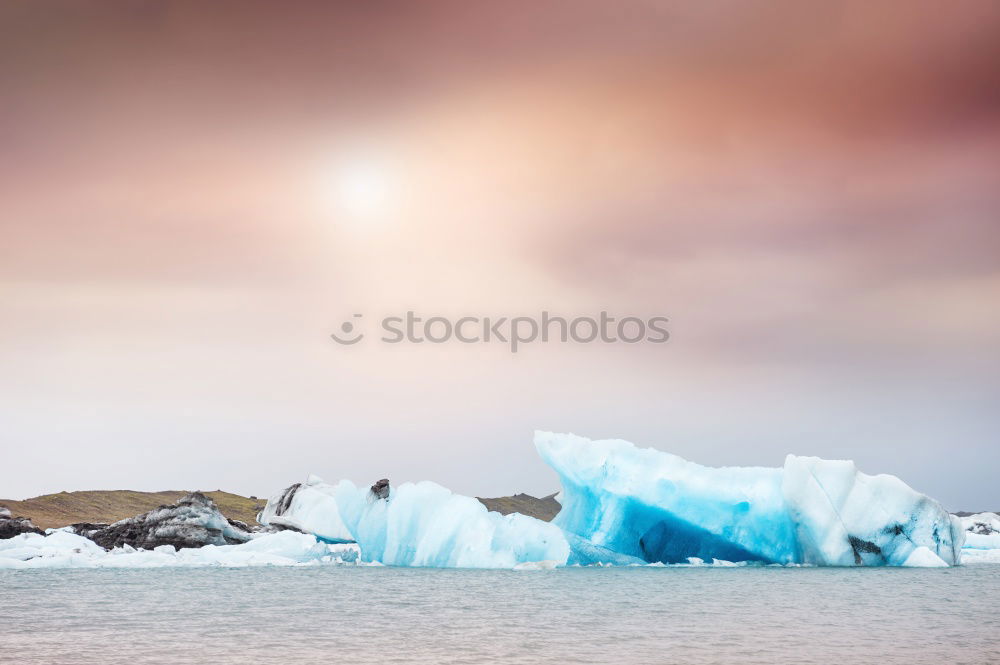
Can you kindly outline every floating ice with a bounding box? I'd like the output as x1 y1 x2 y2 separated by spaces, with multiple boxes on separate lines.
512 559 560 570
960 547 1000 565
959 512 1000 550
258 475 354 543
84 491 251 550
782 455 963 566
0 529 359 569
536 431 965 567
333 479 569 568
564 531 647 567
901 546 948 567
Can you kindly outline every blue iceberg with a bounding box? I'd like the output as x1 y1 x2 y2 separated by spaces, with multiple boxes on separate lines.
537 431 965 567
257 432 965 568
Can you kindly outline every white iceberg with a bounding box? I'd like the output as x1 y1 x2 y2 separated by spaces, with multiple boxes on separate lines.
901 546 948 567
782 455 963 566
959 547 1000 565
536 431 964 567
333 479 570 568
0 529 360 569
258 474 354 543
959 512 1000 550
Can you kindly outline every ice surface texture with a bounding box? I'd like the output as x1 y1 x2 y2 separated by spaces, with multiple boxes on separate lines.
536 431 965 567
0 529 360 569
334 479 569 567
258 475 353 543
85 492 251 550
960 512 1000 550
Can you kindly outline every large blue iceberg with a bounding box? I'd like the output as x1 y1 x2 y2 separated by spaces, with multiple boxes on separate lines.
537 432 964 567
257 431 965 568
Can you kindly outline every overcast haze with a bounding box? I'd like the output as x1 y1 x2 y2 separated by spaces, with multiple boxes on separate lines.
2 1 999 510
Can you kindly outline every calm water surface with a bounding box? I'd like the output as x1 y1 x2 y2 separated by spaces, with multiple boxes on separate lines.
2 565 998 665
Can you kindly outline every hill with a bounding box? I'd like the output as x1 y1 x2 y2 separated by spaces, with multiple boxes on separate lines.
476 492 561 522
0 490 265 530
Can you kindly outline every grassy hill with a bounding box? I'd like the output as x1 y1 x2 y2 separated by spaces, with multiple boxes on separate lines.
476 492 561 522
0 490 266 530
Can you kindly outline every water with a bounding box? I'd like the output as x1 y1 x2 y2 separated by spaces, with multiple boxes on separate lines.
2 565 998 665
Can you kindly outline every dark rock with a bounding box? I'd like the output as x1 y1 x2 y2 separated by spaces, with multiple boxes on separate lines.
252 522 305 535
68 522 110 538
86 492 252 550
370 478 390 500
274 483 301 516
0 506 44 539
227 518 251 532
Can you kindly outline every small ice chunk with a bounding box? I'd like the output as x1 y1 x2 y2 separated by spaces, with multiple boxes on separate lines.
902 547 948 567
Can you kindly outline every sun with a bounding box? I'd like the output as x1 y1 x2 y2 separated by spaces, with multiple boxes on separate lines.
324 155 396 223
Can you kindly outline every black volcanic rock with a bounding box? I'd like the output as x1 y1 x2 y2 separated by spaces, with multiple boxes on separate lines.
86 492 252 550
68 522 110 538
0 506 44 539
370 478 390 500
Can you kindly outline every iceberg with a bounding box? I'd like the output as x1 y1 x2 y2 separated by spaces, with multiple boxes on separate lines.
960 547 1000 565
6 432 971 570
0 529 360 569
83 492 252 550
333 479 569 568
536 431 964 567
243 433 968 568
959 512 1000 550
258 475 354 543
782 455 963 566
954 512 1000 566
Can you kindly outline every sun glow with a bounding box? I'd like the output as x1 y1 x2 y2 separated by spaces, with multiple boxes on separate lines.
322 153 397 224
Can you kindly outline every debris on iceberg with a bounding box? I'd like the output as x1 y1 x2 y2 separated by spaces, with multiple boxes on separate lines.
959 512 1000 550
82 492 252 550
258 475 354 543
333 479 570 568
0 507 44 539
0 528 360 569
536 431 965 567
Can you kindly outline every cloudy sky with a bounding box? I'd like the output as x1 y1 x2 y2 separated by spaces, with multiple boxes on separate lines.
2 1 998 509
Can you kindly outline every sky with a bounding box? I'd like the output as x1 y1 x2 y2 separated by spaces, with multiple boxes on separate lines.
1 1 999 509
